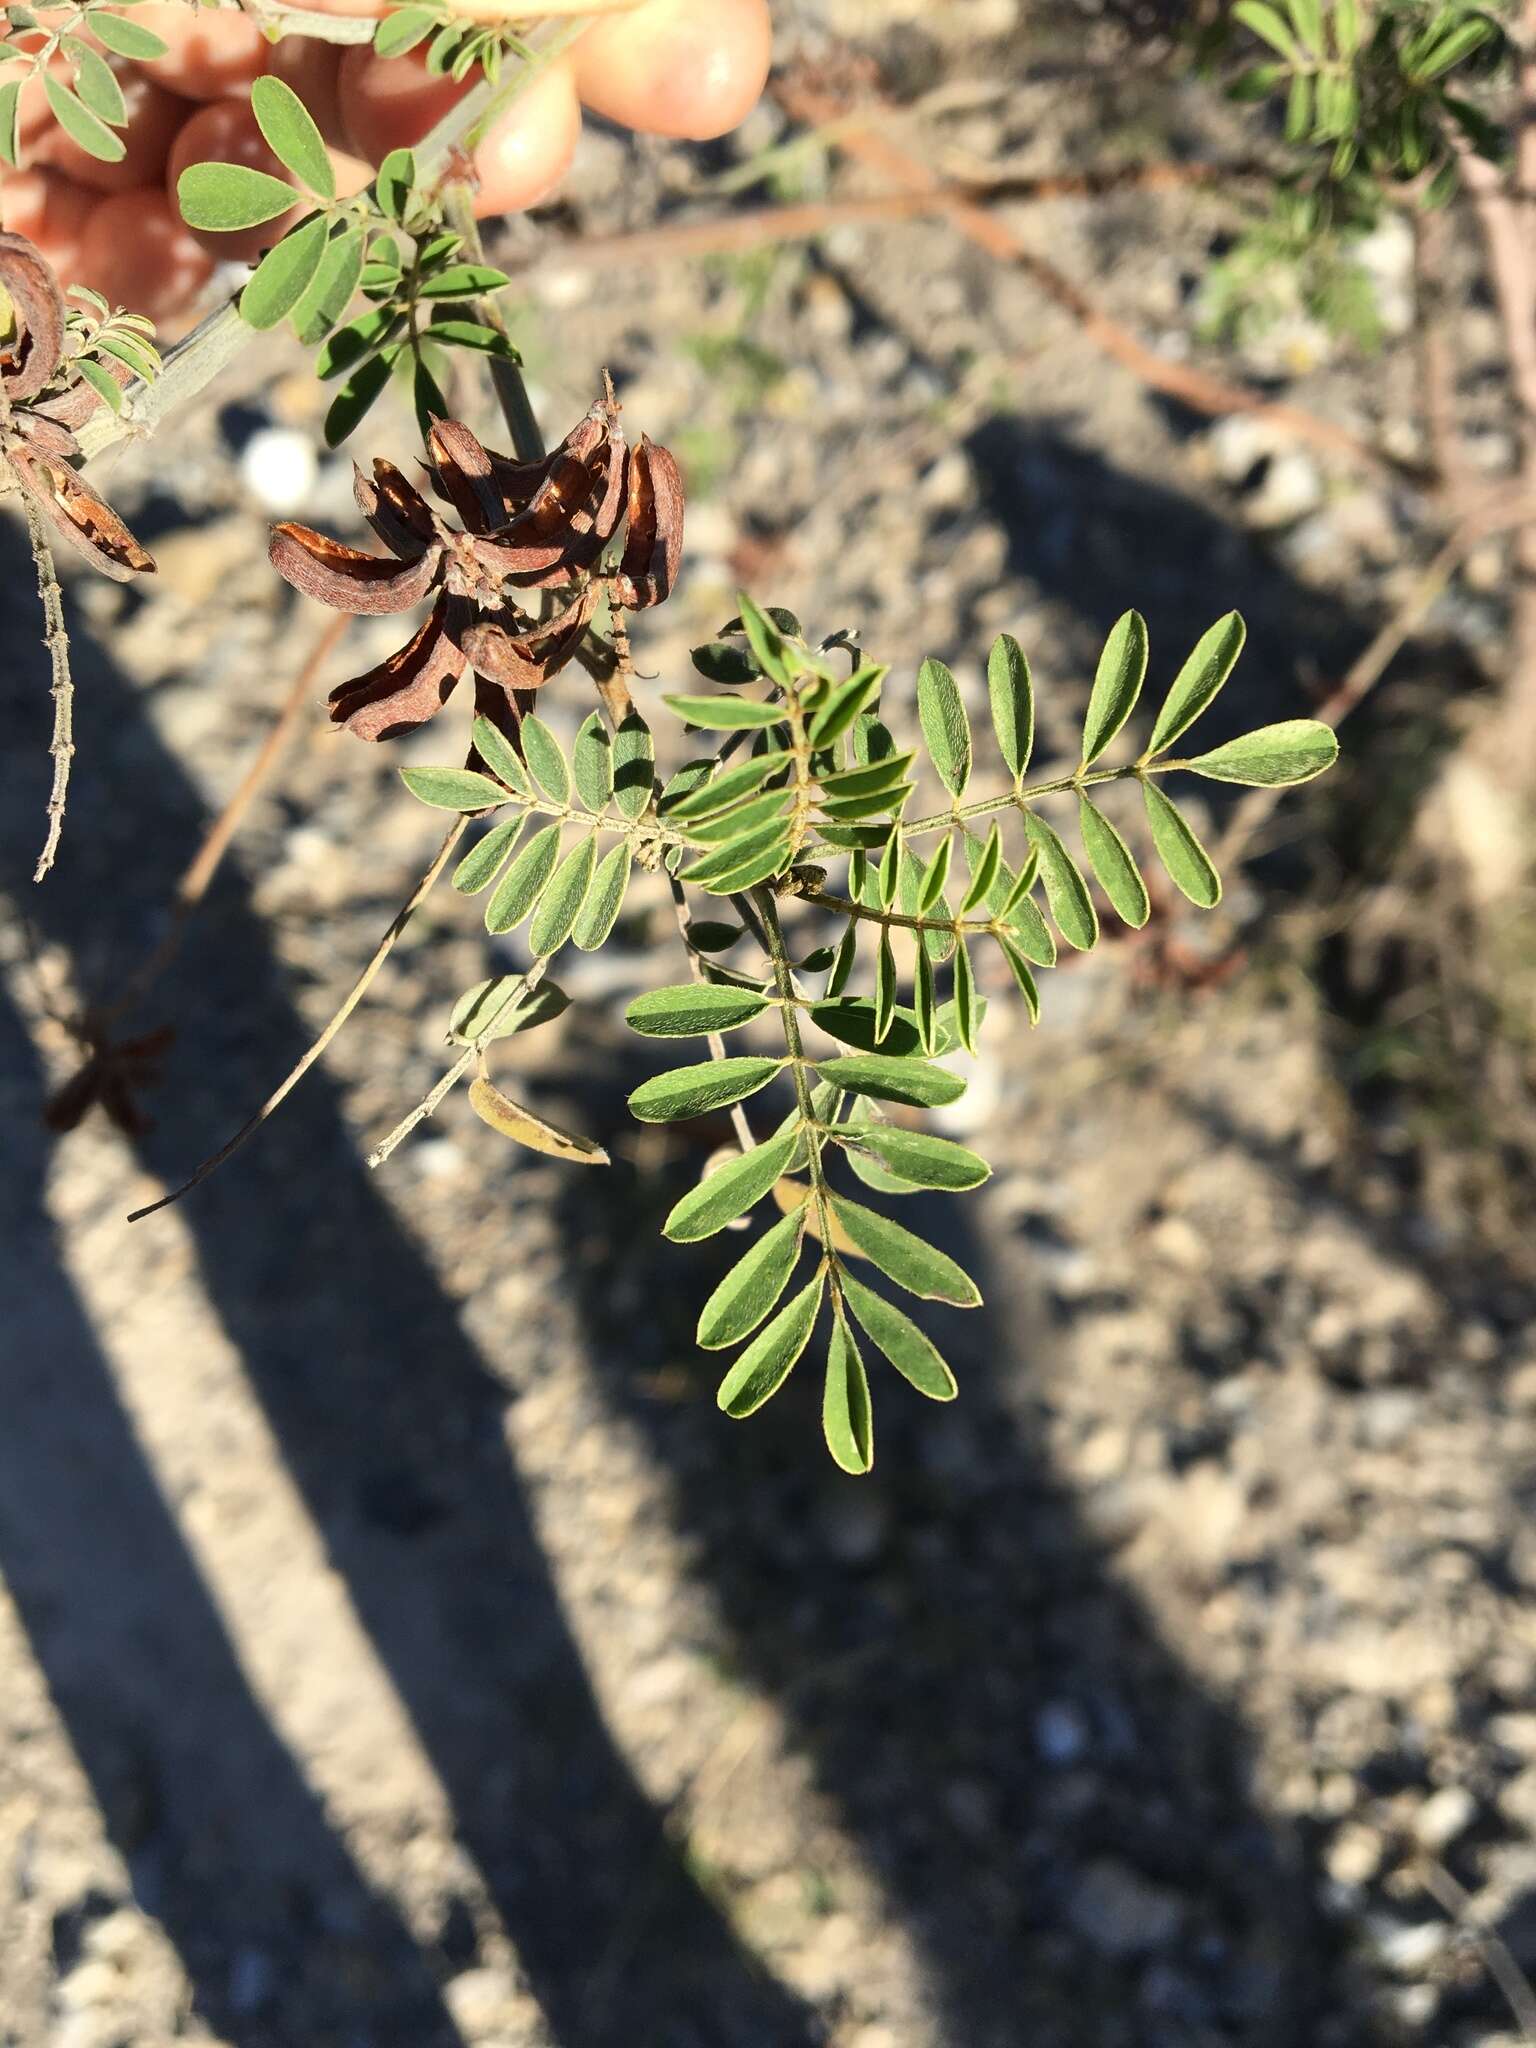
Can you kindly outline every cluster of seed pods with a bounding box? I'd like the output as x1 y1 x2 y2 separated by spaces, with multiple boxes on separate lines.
269 386 683 742
0 230 154 581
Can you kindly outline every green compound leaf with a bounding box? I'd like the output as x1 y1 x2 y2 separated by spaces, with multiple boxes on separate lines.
845 1126 990 1191
44 74 124 162
960 822 1003 913
449 976 568 1046
663 694 784 730
373 4 438 57
1146 610 1246 756
828 1196 981 1307
572 841 631 951
807 663 887 748
690 791 792 844
626 985 772 1037
612 712 655 819
697 1206 805 1349
317 305 402 378
292 226 365 346
665 1129 799 1243
988 632 1033 781
74 360 122 413
679 826 792 894
997 935 1041 1024
89 10 170 58
628 1056 784 1125
840 1273 959 1400
240 212 328 332
521 714 570 804
399 765 506 811
572 711 614 811
177 160 295 231
251 74 334 199
1082 609 1148 766
1078 795 1150 929
64 40 126 126
809 999 923 1059
485 823 561 934
1023 811 1098 951
472 715 534 799
324 350 393 446
374 146 415 223
665 750 786 822
426 318 518 357
528 833 596 957
417 263 511 298
735 593 796 689
1186 719 1338 786
917 655 971 797
452 816 524 894
823 1317 874 1474
1143 781 1221 908
0 81 21 168
717 1274 825 1418
817 1054 966 1109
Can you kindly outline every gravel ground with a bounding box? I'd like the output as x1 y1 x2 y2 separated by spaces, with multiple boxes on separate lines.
3 8 1535 2047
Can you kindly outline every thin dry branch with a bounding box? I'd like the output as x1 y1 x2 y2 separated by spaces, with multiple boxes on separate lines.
1214 487 1536 871
772 77 1434 490
127 817 468 1221
533 159 1270 273
23 492 73 882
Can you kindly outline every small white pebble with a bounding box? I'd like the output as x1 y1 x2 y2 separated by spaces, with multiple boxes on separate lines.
239 427 319 517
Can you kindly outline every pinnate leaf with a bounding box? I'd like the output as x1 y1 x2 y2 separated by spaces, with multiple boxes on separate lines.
251 74 334 198
828 1197 980 1307
1078 796 1150 928
823 1318 874 1474
988 632 1033 780
1186 719 1337 786
841 1273 960 1399
1143 781 1221 907
626 985 772 1037
1146 610 1246 755
178 161 295 231
917 655 971 797
628 1057 783 1124
241 213 328 331
697 1207 804 1349
1023 812 1098 951
717 1275 824 1417
817 1054 966 1109
1082 609 1148 766
400 766 505 811
665 1129 798 1243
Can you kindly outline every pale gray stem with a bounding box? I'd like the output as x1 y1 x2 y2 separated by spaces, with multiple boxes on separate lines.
24 492 73 883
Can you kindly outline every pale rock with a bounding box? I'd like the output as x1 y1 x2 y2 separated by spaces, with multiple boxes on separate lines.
239 427 319 518
1412 1784 1476 1851
1326 1822 1384 1886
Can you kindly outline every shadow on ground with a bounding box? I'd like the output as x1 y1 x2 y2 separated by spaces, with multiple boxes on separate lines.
0 543 820 2048
0 399 1457 2048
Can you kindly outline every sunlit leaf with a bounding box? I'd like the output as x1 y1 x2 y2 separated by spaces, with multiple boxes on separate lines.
1143 781 1221 907
717 1274 824 1416
1185 719 1337 786
665 1129 799 1242
840 1274 959 1400
1081 609 1147 766
697 1206 805 1349
917 654 971 797
823 1317 874 1474
628 1056 784 1124
1145 611 1246 756
1078 795 1150 928
626 985 772 1036
251 73 334 198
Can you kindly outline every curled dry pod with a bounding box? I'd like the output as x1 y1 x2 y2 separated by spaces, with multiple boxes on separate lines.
355 459 437 557
270 522 444 614
10 446 156 580
462 583 596 693
426 418 504 533
615 435 684 610
328 595 470 740
468 1074 609 1164
0 232 66 403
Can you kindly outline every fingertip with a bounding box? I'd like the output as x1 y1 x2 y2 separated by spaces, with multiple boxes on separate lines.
130 2 267 100
571 0 770 141
470 58 581 216
77 188 214 325
0 167 94 280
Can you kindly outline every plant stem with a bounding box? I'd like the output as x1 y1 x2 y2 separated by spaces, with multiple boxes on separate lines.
127 818 468 1221
754 885 836 1271
24 491 73 883
56 15 596 475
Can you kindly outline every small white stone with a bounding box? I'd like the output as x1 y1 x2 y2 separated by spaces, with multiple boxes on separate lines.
1413 1785 1476 1851
239 427 319 517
